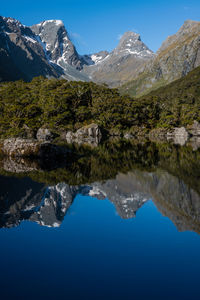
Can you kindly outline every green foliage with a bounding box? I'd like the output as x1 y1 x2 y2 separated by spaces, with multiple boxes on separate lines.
0 66 200 137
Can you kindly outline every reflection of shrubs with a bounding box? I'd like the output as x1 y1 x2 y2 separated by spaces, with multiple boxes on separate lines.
1 140 200 197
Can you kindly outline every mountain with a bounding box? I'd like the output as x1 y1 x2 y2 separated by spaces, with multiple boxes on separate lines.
0 175 45 228
1 16 200 93
0 16 154 85
0 175 149 228
82 50 110 66
121 20 200 96
0 16 59 82
83 31 154 87
0 16 89 82
30 19 89 81
1 167 200 233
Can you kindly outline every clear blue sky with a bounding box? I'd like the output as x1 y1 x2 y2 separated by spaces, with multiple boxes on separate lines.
1 0 200 54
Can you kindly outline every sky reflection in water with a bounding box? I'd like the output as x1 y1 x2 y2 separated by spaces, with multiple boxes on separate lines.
0 193 200 300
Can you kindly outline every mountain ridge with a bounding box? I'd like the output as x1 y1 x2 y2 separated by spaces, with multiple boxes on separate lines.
0 15 154 85
1 15 200 96
120 19 200 96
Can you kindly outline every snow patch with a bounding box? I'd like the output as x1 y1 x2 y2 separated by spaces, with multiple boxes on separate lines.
23 35 37 44
53 222 60 227
43 20 63 26
91 55 103 64
35 35 54 63
89 186 107 198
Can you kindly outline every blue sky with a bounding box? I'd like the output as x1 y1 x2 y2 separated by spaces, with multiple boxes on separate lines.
1 0 200 54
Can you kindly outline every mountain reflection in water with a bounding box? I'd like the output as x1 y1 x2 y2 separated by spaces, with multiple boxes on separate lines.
0 139 200 234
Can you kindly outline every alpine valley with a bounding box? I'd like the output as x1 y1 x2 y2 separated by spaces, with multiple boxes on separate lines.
0 16 200 94
0 15 200 147
1 12 200 300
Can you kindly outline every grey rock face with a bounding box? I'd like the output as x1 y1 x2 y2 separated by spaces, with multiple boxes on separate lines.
115 31 153 58
0 176 45 228
0 16 89 82
155 20 200 80
167 127 190 146
0 138 69 158
66 123 102 146
0 16 59 82
1 138 41 157
2 157 38 173
36 128 54 142
31 20 83 70
189 121 200 136
84 31 154 87
30 183 77 227
88 175 149 219
82 51 110 65
126 20 200 96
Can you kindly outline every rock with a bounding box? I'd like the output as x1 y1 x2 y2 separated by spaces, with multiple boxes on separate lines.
66 124 102 146
36 128 54 142
124 133 134 139
0 16 59 82
0 138 69 158
1 138 41 157
75 123 102 138
167 127 189 138
167 127 189 146
149 128 168 142
121 20 200 96
1 157 38 173
66 131 75 140
22 125 35 139
187 137 200 151
84 31 154 87
188 121 200 136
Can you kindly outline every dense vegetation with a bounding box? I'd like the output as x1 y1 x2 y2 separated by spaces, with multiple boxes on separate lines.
0 77 142 137
139 65 200 127
0 65 200 138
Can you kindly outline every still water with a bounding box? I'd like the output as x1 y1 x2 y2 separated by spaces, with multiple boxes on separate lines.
0 140 200 300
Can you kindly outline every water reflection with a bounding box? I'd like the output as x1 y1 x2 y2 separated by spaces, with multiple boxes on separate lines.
0 139 200 233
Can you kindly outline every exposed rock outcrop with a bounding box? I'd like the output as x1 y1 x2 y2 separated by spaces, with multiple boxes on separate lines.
66 123 102 146
0 16 89 82
0 16 59 82
167 127 190 146
36 128 55 142
84 31 154 87
121 20 200 96
149 122 200 146
188 121 200 136
0 138 69 157
1 157 39 173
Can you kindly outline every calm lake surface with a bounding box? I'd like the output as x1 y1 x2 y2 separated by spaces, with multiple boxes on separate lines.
0 140 200 300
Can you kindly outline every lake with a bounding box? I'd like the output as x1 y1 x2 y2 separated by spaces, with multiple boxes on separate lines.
0 139 200 300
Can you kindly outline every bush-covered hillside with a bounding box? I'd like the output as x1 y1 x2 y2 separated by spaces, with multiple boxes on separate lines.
0 76 160 137
0 66 200 138
139 65 200 127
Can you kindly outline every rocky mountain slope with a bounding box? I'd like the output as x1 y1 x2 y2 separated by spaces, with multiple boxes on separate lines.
0 16 154 85
0 16 90 82
83 31 154 87
121 20 200 96
1 16 200 93
0 16 59 82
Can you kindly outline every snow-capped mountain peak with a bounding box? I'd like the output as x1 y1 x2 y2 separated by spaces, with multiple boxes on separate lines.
114 31 154 58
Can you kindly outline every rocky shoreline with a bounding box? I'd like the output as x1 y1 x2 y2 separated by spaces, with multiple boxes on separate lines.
1 121 200 158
